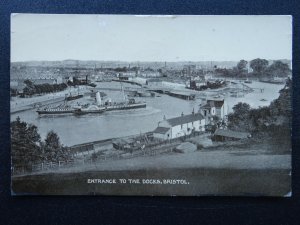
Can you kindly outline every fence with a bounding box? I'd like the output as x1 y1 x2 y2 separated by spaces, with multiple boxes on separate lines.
12 145 175 176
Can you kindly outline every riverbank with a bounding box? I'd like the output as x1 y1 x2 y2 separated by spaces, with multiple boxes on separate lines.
10 86 88 114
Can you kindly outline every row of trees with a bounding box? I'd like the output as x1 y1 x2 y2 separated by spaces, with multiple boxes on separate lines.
22 80 68 96
11 117 71 169
215 59 291 77
227 78 292 145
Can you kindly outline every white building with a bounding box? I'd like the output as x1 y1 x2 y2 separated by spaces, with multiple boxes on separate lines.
119 72 136 78
200 99 227 120
153 113 206 140
140 71 161 77
131 77 148 85
162 81 186 89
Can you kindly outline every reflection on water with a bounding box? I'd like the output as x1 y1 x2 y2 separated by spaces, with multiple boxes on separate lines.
11 81 284 146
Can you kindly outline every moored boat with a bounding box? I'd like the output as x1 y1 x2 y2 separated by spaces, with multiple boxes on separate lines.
259 78 286 84
65 94 83 101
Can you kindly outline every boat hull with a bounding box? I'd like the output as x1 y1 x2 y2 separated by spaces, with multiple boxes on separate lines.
65 95 84 101
37 103 146 115
74 109 106 115
259 79 285 84
105 103 146 111
37 110 75 115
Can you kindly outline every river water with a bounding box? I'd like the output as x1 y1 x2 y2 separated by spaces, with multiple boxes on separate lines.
11 81 284 146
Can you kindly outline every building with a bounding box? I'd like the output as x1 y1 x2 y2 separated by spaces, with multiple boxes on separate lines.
161 81 186 89
189 79 206 89
131 77 147 85
153 112 206 140
138 70 161 78
213 129 251 142
118 72 136 79
201 101 217 117
200 99 227 120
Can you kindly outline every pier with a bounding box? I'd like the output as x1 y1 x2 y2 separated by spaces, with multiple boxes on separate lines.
149 88 196 100
165 91 195 100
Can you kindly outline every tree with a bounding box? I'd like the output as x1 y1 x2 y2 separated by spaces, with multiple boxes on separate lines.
270 77 292 117
250 58 269 75
43 131 71 162
24 79 34 87
266 60 291 77
10 88 18 97
227 103 251 131
232 102 251 116
11 117 42 167
236 60 248 76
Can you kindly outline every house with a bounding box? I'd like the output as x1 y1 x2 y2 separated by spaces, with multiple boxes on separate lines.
200 98 227 120
213 129 251 142
140 71 161 78
153 112 206 140
201 101 217 117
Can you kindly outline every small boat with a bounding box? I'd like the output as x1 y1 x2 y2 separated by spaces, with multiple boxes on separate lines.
65 94 83 101
259 78 285 84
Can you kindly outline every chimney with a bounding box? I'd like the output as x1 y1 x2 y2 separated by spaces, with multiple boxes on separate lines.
192 108 195 115
163 115 166 120
181 112 184 117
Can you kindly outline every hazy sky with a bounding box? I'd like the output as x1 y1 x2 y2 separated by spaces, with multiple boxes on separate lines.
11 14 292 62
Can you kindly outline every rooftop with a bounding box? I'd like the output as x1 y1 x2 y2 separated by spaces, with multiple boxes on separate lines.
166 113 204 127
207 99 224 108
153 127 170 134
214 129 251 139
202 101 215 109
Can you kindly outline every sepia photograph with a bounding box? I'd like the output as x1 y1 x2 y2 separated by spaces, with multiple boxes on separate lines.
10 14 292 196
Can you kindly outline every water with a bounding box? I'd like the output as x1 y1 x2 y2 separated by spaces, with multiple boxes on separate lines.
225 81 284 113
11 81 284 146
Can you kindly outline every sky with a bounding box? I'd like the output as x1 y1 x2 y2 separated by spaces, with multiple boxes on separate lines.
11 14 292 62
